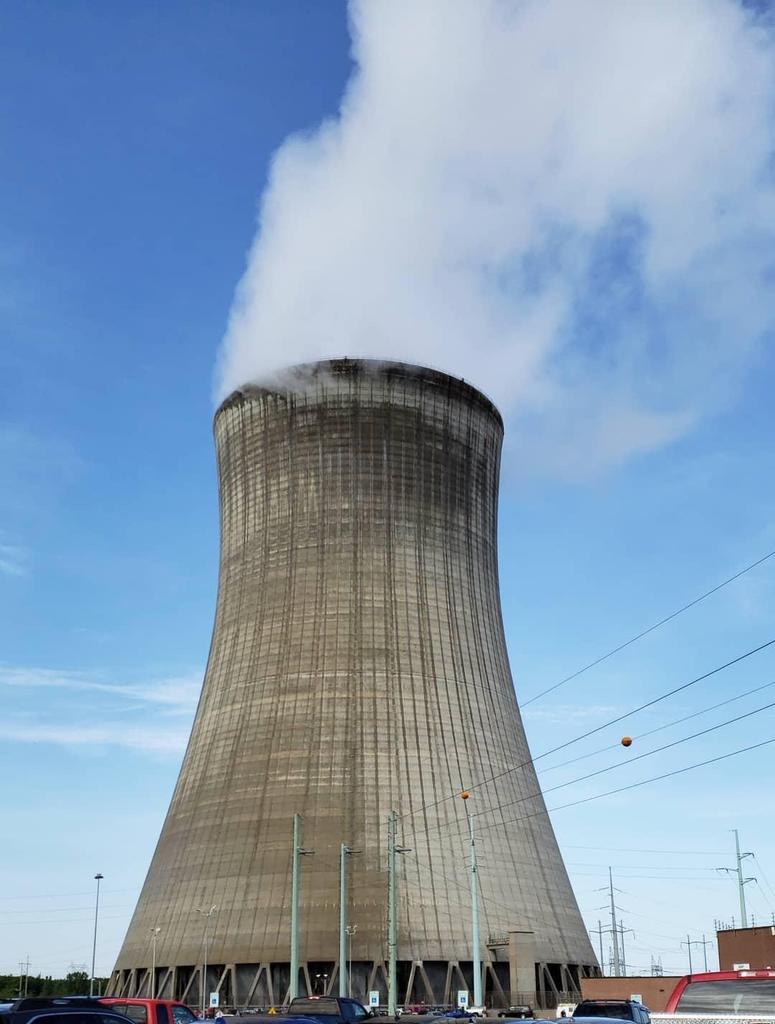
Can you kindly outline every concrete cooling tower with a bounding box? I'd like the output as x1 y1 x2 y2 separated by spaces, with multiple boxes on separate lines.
108 359 597 1009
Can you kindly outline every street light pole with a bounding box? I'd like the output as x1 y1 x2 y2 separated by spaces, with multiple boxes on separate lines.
462 793 482 1008
195 905 217 1017
149 928 161 998
340 844 349 998
346 925 358 998
90 873 104 997
290 814 314 1000
387 810 411 1017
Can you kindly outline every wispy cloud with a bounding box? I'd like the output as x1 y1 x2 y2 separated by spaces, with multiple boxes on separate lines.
0 666 201 755
3 717 191 754
0 541 28 576
0 666 201 715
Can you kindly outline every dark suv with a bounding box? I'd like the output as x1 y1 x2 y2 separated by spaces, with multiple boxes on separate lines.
572 1002 650 1024
0 999 130 1024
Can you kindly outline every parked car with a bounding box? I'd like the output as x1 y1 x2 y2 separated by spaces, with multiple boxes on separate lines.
497 1011 533 1021
0 1007 129 1024
100 999 197 1024
572 1005 649 1024
250 998 373 1024
0 1000 120 1024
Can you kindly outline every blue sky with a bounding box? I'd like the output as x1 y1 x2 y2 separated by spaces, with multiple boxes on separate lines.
2 0 775 983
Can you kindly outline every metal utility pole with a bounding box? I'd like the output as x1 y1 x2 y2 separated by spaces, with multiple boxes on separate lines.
608 868 621 978
682 935 694 974
594 921 606 974
717 830 755 929
463 794 482 1007
194 904 217 1017
290 814 314 1000
149 928 160 998
387 810 410 1017
618 924 634 976
735 830 754 929
90 873 104 997
699 935 710 972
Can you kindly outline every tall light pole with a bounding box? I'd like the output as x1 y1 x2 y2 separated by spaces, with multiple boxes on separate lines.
290 814 314 1000
462 792 482 1008
346 925 358 998
387 810 410 1017
90 873 104 997
149 928 161 998
340 844 349 998
339 845 360 997
194 905 217 1017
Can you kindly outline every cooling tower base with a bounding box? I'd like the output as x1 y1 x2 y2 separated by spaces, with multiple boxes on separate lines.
107 955 598 1010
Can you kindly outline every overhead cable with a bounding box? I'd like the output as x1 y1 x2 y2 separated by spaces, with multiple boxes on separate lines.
474 696 775 819
399 636 775 824
539 677 775 776
522 548 775 706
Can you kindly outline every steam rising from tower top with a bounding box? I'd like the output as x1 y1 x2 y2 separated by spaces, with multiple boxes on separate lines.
217 0 775 477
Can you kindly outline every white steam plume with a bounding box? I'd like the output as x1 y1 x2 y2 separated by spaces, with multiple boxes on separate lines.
217 0 775 476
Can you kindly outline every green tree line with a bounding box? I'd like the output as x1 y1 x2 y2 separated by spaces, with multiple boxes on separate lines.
0 971 110 999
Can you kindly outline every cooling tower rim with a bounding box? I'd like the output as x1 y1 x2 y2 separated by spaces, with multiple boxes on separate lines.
215 357 504 429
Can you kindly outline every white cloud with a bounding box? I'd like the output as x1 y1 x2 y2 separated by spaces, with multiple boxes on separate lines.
0 665 201 714
0 541 28 576
3 717 191 754
216 0 775 477
0 667 201 754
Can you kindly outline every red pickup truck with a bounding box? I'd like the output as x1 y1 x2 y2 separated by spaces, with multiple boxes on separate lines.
663 968 775 1014
100 999 198 1024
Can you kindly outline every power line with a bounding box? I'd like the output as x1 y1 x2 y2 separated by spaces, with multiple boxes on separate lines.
568 861 721 871
562 844 728 855
441 734 775 840
399 637 775 827
474 697 775 819
753 856 775 905
0 888 134 902
521 548 775 706
540 678 775 776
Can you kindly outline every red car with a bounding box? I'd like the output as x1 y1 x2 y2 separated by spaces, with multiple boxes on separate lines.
99 999 199 1024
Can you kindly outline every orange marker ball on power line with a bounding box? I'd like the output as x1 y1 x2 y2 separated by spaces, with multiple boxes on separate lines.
621 736 633 747
461 790 471 800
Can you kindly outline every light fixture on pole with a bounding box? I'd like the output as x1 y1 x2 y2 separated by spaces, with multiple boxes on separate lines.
345 924 358 998
149 928 161 998
290 815 314 1001
90 873 104 997
194 905 218 1017
339 845 361 997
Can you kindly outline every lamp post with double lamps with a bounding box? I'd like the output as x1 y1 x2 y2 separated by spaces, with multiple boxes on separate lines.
345 925 358 998
90 873 104 997
194 905 218 1017
149 928 161 998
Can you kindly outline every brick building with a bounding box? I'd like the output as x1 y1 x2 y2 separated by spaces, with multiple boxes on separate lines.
717 926 775 970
